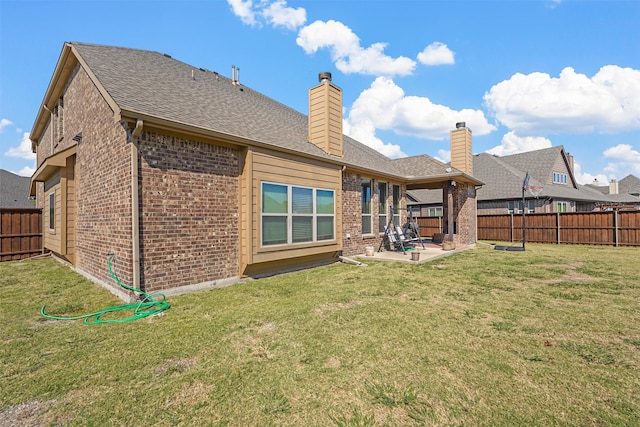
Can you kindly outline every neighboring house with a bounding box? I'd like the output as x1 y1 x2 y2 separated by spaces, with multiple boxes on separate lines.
29 42 482 297
408 146 639 216
585 174 640 210
0 169 35 208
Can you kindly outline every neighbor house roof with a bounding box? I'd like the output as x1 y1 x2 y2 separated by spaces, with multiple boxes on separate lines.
407 147 628 205
619 174 640 196
32 42 472 185
0 169 34 208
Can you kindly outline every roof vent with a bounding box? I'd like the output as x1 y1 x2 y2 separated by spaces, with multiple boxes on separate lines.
319 72 332 83
232 65 240 85
456 122 466 129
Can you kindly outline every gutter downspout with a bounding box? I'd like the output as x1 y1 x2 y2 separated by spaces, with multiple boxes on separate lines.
130 119 143 294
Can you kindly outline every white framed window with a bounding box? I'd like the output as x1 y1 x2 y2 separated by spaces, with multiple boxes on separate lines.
557 201 568 213
553 172 568 184
392 184 401 226
427 207 443 217
48 192 55 231
527 200 536 213
361 179 372 235
261 182 335 247
378 182 388 233
509 201 535 214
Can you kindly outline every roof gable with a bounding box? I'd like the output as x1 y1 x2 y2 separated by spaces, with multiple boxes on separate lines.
619 174 640 195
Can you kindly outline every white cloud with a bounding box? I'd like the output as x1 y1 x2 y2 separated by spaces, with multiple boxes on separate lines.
343 117 406 158
435 149 450 164
227 0 305 30
296 20 416 76
486 131 552 156
344 77 495 149
417 42 455 66
602 144 640 176
4 132 35 160
227 0 258 26
0 118 13 132
573 162 609 186
262 0 306 30
16 165 35 177
484 66 640 135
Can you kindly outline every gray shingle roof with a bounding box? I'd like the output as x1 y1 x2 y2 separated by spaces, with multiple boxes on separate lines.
69 42 409 178
407 148 628 205
619 174 640 195
0 169 35 208
391 155 450 177
496 146 568 186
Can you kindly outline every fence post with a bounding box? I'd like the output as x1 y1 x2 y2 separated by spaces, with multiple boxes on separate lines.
556 212 561 244
510 213 514 242
614 210 618 247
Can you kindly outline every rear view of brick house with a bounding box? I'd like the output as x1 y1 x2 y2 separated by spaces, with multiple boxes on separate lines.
30 42 481 299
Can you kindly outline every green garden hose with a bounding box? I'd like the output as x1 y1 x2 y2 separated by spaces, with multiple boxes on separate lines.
41 255 171 324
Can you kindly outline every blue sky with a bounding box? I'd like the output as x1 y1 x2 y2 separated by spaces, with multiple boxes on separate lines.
1 0 639 186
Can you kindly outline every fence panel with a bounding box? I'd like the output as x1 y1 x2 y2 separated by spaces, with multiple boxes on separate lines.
618 211 640 247
477 215 512 242
524 213 557 243
0 208 43 261
473 210 640 247
415 217 442 237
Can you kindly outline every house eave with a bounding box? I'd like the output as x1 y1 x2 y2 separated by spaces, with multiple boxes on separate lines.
405 172 484 190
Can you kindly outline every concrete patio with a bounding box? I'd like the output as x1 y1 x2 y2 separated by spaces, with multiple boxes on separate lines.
350 241 471 265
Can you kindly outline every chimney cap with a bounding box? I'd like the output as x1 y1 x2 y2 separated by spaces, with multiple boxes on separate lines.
319 72 332 83
455 122 466 129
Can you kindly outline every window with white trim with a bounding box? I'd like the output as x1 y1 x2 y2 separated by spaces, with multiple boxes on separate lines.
527 200 535 213
261 182 335 247
378 182 387 233
392 184 401 226
553 172 568 184
427 207 443 217
508 201 536 214
361 179 372 235
557 201 568 213
48 192 55 231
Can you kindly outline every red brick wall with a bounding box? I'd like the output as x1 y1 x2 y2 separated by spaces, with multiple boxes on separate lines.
71 67 135 288
34 64 135 289
137 132 240 292
442 183 477 245
341 172 405 256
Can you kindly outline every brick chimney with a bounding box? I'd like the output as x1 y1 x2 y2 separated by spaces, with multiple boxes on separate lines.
308 72 343 157
450 122 473 175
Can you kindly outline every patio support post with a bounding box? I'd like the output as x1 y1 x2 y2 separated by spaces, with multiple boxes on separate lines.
447 182 454 242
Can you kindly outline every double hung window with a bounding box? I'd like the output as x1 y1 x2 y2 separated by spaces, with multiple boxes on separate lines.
48 192 55 231
378 182 387 233
392 185 401 226
361 179 372 235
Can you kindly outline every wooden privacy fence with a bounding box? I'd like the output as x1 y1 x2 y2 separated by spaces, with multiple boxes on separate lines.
416 216 443 238
477 211 640 247
0 208 43 261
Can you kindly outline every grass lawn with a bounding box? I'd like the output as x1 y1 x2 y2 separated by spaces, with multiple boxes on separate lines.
1 243 639 426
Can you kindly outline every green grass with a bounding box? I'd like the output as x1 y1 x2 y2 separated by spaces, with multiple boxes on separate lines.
1 243 639 426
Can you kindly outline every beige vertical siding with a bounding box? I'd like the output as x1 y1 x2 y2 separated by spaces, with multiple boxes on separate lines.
247 149 342 267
